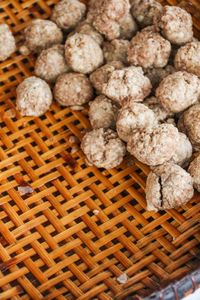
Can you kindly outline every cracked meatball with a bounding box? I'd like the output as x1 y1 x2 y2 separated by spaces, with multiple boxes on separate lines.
35 44 70 83
23 19 63 53
54 73 93 107
103 39 130 64
102 66 152 105
89 95 119 129
127 124 179 166
116 102 157 142
174 42 200 77
169 132 192 168
16 76 52 116
144 65 175 90
51 0 86 32
0 24 15 61
127 27 171 68
156 71 200 113
154 5 193 45
188 155 200 192
119 12 138 40
81 128 126 169
65 33 104 74
146 163 194 211
131 0 162 27
89 61 124 94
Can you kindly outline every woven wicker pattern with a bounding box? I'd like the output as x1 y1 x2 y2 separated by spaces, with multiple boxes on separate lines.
0 0 199 299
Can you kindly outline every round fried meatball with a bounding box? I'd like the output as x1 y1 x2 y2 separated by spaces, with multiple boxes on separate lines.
144 65 175 90
154 5 193 45
16 76 52 116
156 71 200 113
54 73 93 106
23 19 63 53
146 163 194 211
51 0 86 32
131 0 162 27
127 27 171 68
103 39 130 64
65 33 103 74
127 124 179 166
169 132 192 167
116 102 157 142
102 66 152 105
35 45 70 83
81 128 126 169
119 13 138 40
89 95 119 129
188 155 200 192
89 61 124 94
174 42 200 77
178 104 200 152
0 24 15 61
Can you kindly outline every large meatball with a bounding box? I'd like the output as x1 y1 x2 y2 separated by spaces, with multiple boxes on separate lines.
188 155 200 192
0 24 16 61
16 76 52 116
103 39 130 65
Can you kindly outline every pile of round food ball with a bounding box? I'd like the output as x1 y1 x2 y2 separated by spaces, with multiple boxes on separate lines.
6 0 200 211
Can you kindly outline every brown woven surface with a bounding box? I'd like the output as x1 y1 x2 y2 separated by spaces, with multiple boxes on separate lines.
0 0 199 299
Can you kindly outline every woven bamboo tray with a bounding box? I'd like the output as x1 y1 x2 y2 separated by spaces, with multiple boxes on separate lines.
0 0 200 299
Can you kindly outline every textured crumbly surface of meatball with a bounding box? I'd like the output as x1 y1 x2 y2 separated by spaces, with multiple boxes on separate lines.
178 104 200 151
144 65 175 90
70 21 104 45
0 24 16 61
35 44 70 82
156 71 200 113
86 0 104 24
89 95 119 129
51 0 86 31
81 128 126 169
131 0 162 27
127 27 171 68
119 13 138 40
127 124 179 166
143 96 174 123
154 5 193 45
89 61 124 94
174 42 200 77
24 19 63 53
188 155 200 192
16 76 52 116
54 72 93 107
146 163 194 211
116 102 157 142
103 39 130 64
102 66 152 105
169 132 192 167
65 33 103 74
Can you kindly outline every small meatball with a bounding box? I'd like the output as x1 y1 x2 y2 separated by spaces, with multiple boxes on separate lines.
169 133 192 167
144 65 175 90
51 0 86 32
24 19 63 53
92 0 130 40
89 61 124 94
156 71 200 113
35 44 70 83
54 73 93 107
102 66 152 105
0 24 16 61
103 39 130 64
143 96 174 123
81 128 126 169
127 124 179 166
154 5 193 45
127 27 171 68
174 42 200 77
131 0 162 27
188 155 200 192
119 13 138 40
89 95 119 129
146 163 194 211
70 21 104 45
65 33 103 74
178 104 200 152
116 102 157 142
16 76 52 116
